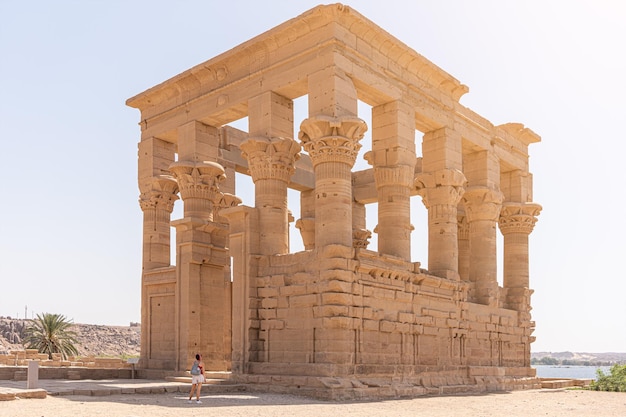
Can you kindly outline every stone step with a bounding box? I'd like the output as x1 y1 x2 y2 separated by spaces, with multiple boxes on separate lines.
540 378 593 389
166 371 233 384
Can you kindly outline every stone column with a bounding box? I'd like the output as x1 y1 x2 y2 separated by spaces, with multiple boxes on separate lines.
415 169 466 279
462 149 502 306
169 160 228 371
498 202 541 311
365 101 415 260
221 205 259 374
299 116 366 248
298 67 367 248
137 137 177 368
462 186 503 305
240 137 300 255
415 127 465 279
139 177 178 269
170 122 235 369
138 137 178 270
243 90 300 255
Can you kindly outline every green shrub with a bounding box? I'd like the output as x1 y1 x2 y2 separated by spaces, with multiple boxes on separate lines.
589 364 626 392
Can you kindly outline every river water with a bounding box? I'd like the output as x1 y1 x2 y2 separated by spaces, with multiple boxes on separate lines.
533 365 612 380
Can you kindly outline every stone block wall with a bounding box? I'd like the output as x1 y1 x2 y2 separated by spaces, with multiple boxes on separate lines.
0 349 135 381
236 246 537 397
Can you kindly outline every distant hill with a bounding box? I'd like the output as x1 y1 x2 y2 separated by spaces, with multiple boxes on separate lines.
0 317 140 358
532 351 626 366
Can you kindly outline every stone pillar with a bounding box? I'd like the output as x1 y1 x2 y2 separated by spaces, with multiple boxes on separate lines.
462 150 503 306
498 202 541 311
300 116 366 248
299 67 367 248
137 137 178 368
415 127 465 279
221 205 259 374
240 136 300 255
365 101 415 261
168 120 233 371
462 187 503 305
138 137 178 270
243 91 300 255
170 160 228 371
139 177 178 269
415 169 466 279
463 151 504 306
27 360 38 389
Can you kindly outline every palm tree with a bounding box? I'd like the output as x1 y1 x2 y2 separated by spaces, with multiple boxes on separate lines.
24 313 79 360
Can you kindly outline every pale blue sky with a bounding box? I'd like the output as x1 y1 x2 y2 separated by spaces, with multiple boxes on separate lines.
1 1 625 353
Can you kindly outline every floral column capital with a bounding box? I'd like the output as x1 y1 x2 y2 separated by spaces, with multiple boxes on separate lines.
299 115 367 167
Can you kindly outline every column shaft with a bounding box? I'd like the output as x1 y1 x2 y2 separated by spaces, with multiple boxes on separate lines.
415 169 466 279
244 92 298 255
498 202 541 311
416 128 465 278
462 187 503 305
138 137 177 369
462 150 502 305
368 100 415 260
315 161 354 247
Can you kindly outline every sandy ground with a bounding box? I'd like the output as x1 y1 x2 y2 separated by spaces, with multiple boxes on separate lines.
1 389 625 417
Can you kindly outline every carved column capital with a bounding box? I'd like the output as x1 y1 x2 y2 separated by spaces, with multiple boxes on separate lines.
240 136 301 182
370 164 414 188
352 228 372 249
139 176 179 213
215 193 243 210
415 169 467 209
462 186 504 223
498 202 542 235
298 115 367 167
169 160 226 203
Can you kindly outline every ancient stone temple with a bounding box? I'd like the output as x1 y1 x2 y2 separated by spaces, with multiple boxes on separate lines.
127 4 542 399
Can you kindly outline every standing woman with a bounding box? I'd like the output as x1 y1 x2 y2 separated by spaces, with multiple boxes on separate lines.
188 353 205 404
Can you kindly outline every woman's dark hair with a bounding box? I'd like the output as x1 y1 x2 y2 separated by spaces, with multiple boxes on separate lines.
195 354 200 360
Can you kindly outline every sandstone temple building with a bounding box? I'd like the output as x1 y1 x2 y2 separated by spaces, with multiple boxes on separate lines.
127 4 542 399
